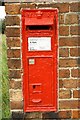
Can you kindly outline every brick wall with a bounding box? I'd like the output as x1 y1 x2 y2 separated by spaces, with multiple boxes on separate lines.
5 1 80 119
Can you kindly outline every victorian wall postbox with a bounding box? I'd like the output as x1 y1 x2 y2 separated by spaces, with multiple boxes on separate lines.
21 9 58 112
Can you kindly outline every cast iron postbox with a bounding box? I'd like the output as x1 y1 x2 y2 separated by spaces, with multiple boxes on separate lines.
21 9 58 112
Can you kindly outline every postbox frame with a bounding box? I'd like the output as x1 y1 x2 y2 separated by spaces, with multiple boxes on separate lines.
21 9 58 112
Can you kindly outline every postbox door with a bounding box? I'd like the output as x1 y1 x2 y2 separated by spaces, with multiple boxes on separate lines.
28 57 54 107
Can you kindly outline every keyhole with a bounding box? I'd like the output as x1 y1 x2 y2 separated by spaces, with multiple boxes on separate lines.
33 85 36 89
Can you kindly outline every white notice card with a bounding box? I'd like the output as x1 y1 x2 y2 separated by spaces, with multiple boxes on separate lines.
28 37 51 51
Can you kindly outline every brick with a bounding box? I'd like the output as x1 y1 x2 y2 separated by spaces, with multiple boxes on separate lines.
10 80 14 89
51 3 69 13
59 14 64 24
78 79 80 88
20 3 36 9
70 26 80 35
5 3 20 15
38 3 69 13
63 79 78 88
59 100 80 109
59 26 69 36
42 111 71 119
6 28 20 37
59 59 78 67
6 16 20 26
6 37 20 47
70 48 80 57
42 112 58 119
71 69 80 78
12 111 24 120
9 70 21 78
38 3 52 8
59 37 80 46
72 110 80 119
10 80 22 89
77 79 80 87
65 14 79 24
13 80 22 89
25 112 42 119
58 110 71 119
70 2 80 12
78 58 80 67
10 90 22 101
73 90 80 98
7 49 20 58
59 90 71 99
8 59 21 69
59 48 69 57
20 3 28 8
59 80 63 88
59 69 70 78
10 101 23 109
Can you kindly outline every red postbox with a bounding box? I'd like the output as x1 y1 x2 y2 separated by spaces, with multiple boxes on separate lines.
21 9 58 112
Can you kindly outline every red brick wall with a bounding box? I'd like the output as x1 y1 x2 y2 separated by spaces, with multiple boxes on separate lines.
5 1 80 119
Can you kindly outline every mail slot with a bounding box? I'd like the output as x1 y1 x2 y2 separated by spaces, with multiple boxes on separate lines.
21 9 58 112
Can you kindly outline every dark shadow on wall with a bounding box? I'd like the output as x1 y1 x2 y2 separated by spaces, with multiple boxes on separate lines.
0 1 4 6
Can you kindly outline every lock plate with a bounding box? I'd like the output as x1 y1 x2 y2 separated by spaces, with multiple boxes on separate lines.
29 59 35 65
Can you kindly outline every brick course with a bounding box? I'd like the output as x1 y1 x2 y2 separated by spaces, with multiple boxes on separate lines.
6 16 20 26
63 79 80 88
10 80 22 89
8 59 21 69
5 1 80 119
59 37 80 46
59 69 70 78
10 90 23 101
10 101 23 110
7 49 20 58
70 26 80 35
59 48 69 57
65 14 79 24
59 26 69 36
9 70 21 78
6 37 20 47
51 3 69 13
59 100 80 109
5 3 20 14
59 90 71 99
6 28 20 37
70 2 80 12
59 59 78 67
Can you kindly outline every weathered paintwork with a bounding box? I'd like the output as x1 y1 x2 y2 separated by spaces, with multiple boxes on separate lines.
21 9 58 112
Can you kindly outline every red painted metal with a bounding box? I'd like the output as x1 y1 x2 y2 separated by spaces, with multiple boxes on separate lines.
21 9 58 112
